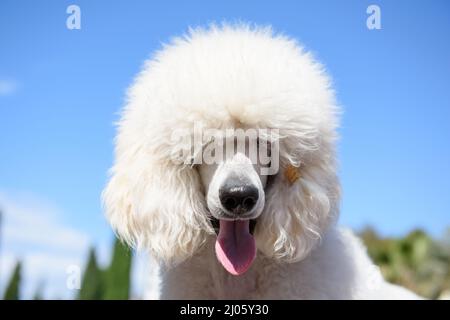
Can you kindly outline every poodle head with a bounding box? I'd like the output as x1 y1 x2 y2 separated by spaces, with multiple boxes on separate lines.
103 24 340 274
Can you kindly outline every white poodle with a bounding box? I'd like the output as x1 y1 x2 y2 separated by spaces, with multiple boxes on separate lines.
103 24 419 299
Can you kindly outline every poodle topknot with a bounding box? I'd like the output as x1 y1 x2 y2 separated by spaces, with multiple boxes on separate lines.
103 24 419 299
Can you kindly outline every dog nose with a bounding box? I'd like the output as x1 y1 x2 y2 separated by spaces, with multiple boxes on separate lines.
219 180 259 213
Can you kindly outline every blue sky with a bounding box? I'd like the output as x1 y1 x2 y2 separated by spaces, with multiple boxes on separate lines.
1 0 449 299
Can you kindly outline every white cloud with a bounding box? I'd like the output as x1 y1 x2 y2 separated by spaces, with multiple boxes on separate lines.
0 79 18 96
0 191 90 253
0 191 90 299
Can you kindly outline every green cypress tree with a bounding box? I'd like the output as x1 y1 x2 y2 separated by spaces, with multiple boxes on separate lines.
3 261 22 300
78 247 104 300
103 238 133 300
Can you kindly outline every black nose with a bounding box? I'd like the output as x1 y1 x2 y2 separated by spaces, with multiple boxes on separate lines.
219 180 259 213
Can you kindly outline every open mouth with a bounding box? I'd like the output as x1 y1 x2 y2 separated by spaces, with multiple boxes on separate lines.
210 217 257 276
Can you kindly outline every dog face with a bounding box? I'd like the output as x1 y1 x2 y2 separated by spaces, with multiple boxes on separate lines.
103 25 341 272
198 136 269 221
197 135 270 274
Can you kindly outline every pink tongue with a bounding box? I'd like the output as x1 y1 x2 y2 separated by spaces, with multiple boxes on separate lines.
215 220 256 275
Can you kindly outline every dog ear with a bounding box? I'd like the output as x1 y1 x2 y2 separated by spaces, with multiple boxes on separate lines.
255 150 340 262
102 136 213 265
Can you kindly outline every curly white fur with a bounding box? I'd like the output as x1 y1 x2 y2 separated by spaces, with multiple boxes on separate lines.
103 24 420 299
